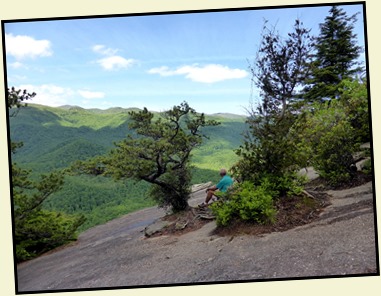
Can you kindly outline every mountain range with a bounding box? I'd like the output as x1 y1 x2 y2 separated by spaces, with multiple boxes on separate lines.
8 103 248 231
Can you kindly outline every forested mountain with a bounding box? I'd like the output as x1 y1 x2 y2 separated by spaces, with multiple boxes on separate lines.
8 103 247 231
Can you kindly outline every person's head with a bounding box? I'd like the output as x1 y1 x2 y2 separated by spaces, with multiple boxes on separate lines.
219 168 227 176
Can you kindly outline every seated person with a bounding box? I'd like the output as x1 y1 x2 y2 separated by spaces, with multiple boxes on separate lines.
199 168 233 208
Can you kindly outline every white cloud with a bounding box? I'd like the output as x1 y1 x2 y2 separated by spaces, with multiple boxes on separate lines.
9 62 25 69
14 84 108 107
15 84 74 106
78 90 105 99
8 74 28 82
92 44 137 71
96 56 136 71
92 44 119 56
5 33 52 60
148 64 249 83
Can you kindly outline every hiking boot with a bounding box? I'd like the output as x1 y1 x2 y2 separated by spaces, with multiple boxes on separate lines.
198 202 208 208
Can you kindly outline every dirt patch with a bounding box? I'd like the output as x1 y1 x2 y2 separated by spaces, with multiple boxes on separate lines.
149 207 213 237
149 171 372 239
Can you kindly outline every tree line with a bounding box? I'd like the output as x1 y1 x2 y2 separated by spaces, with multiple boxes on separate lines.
211 6 370 225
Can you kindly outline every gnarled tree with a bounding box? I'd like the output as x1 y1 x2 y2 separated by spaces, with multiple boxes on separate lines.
73 102 219 212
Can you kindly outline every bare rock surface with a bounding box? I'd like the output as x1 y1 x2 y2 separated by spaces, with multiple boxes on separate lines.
16 181 378 292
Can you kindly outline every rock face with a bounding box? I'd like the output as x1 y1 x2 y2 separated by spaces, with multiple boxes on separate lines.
144 220 171 237
191 182 213 192
16 180 377 292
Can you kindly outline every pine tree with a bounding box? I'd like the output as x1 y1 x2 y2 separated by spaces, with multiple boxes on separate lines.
72 102 219 212
304 5 363 102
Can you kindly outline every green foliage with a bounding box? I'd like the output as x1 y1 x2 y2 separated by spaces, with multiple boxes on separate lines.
15 210 85 262
12 162 86 262
210 181 277 226
43 175 153 211
191 119 247 171
75 102 220 212
190 167 223 185
361 159 372 176
235 13 368 196
338 78 370 143
9 107 129 170
9 103 245 231
8 88 86 262
251 19 313 117
233 113 302 189
265 172 306 197
233 19 312 195
304 6 363 102
314 121 357 185
9 104 245 175
293 100 358 186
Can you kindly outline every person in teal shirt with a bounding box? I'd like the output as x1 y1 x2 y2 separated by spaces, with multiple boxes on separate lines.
199 168 234 208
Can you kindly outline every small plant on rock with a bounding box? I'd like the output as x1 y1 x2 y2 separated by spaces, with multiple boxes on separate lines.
210 181 277 226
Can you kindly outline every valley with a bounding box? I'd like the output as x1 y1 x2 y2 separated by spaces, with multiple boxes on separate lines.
8 103 248 231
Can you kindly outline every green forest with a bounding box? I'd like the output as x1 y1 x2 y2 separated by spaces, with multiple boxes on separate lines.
8 6 372 262
9 103 247 231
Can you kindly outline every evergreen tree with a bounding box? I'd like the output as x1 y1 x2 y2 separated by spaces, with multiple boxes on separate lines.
7 87 36 117
304 5 363 102
8 87 85 262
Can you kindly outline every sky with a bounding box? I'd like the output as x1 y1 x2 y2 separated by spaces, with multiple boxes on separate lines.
3 3 366 115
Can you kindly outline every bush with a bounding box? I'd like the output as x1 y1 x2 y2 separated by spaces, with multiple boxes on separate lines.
361 158 373 176
15 210 85 262
12 166 86 262
338 78 370 143
295 100 359 186
313 120 357 185
261 172 306 198
210 181 277 226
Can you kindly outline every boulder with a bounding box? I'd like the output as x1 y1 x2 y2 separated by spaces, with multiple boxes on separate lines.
191 182 213 193
144 220 172 237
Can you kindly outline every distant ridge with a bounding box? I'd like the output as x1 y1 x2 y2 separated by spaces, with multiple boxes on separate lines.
57 105 141 114
58 105 85 110
39 104 247 118
211 112 247 119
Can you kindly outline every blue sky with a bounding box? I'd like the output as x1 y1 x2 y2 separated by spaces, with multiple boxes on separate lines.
3 3 365 115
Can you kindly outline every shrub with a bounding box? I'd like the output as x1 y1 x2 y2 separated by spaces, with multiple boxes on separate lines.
261 172 306 198
295 100 359 186
12 166 86 262
313 120 357 185
15 210 85 262
338 78 370 143
361 158 373 176
210 181 277 226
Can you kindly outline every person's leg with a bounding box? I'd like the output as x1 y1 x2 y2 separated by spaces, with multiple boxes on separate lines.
198 189 217 208
205 189 216 204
